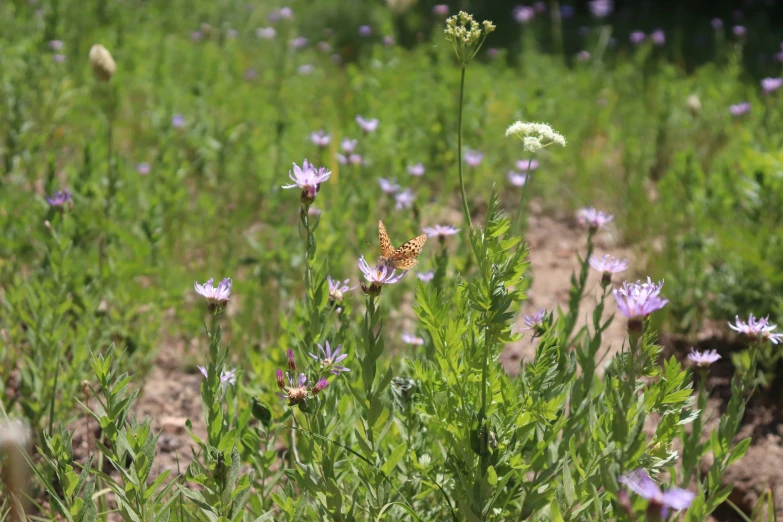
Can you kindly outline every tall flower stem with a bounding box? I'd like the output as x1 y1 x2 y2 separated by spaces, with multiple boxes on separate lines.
479 324 490 476
513 155 535 234
457 66 472 232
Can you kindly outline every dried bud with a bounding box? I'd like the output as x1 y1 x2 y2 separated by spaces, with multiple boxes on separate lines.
89 45 116 82
286 349 297 371
275 369 286 390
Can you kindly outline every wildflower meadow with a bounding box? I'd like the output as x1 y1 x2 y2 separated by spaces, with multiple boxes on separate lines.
3 0 783 520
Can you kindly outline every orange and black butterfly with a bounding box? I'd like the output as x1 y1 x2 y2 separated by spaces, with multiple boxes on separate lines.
378 220 427 270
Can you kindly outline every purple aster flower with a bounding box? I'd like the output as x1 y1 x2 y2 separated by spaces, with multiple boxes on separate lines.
522 309 547 340
310 341 350 375
729 102 751 116
193 277 232 313
46 190 72 209
269 7 293 22
516 159 539 171
402 332 424 346
327 275 354 303
317 41 332 53
417 270 434 282
49 40 64 50
590 254 629 286
359 25 372 37
433 4 449 16
688 348 721 367
560 5 575 18
297 64 314 75
337 153 363 166
383 36 395 47
588 0 613 18
358 255 406 296
513 6 535 24
197 365 238 387
191 31 203 42
356 115 379 133
136 162 151 175
576 50 591 61
226 28 238 39
341 138 358 153
285 349 296 371
487 47 499 59
395 189 415 210
277 372 309 404
290 37 309 49
282 159 331 204
613 278 669 325
311 130 331 148
729 314 782 344
245 68 258 81
577 207 614 231
308 207 321 217
776 51 783 63
53 54 66 63
172 114 185 128
618 469 694 519
407 163 425 177
312 378 329 395
508 171 527 187
733 25 746 37
422 224 460 240
761 77 783 94
651 29 665 46
256 27 276 39
464 149 484 167
711 18 723 30
630 31 646 45
533 1 546 12
378 178 400 194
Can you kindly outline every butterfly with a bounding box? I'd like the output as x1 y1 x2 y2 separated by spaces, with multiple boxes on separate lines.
378 220 427 270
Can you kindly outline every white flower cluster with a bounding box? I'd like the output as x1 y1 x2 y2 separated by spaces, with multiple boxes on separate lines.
444 11 496 66
505 121 567 152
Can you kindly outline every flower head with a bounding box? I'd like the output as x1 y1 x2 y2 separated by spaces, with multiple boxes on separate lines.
256 27 276 39
312 378 329 395
650 29 665 46
395 189 415 210
576 207 614 231
407 163 425 177
309 341 350 374
49 40 64 50
417 270 434 283
194 278 232 313
630 31 646 44
46 190 72 209
358 255 406 296
576 50 591 62
729 314 782 344
433 4 449 16
516 159 539 171
317 41 332 53
282 159 331 205
522 309 547 340
729 102 751 116
613 278 669 325
588 0 613 18
356 115 379 133
422 224 460 241
359 25 372 37
618 469 694 519
733 25 746 37
89 44 116 82
444 11 496 67
761 77 783 94
402 332 424 345
172 114 185 128
513 6 535 24
507 171 527 187
378 178 400 194
341 138 358 153
136 162 150 175
268 7 293 22
464 149 484 167
506 121 567 151
711 18 723 29
198 366 237 389
589 254 628 286
312 131 331 149
337 153 363 166
286 349 297 371
327 275 355 303
688 348 721 367
277 372 309 404
384 36 395 46
290 37 309 49
53 54 66 63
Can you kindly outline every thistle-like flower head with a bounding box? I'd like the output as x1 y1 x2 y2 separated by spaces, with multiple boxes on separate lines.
687 348 721 367
311 130 331 148
194 278 232 313
577 207 614 231
358 255 406 296
46 190 72 209
618 469 694 519
422 224 460 241
401 332 424 345
309 341 350 374
407 163 425 177
613 278 669 321
282 159 331 205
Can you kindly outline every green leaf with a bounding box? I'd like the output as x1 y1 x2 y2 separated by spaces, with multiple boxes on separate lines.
727 437 751 466
487 465 498 486
380 442 407 477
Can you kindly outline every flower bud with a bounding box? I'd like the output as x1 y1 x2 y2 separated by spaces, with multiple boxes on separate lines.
89 45 116 82
275 369 286 390
312 378 329 395
286 349 297 371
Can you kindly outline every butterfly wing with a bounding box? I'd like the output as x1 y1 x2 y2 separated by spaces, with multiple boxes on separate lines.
379 220 395 258
388 233 427 269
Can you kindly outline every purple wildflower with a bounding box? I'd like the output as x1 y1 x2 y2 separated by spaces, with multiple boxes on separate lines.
358 25 372 37
630 31 646 45
407 163 425 177
245 68 258 81
282 159 331 203
312 378 329 395
269 7 293 22
464 149 484 167
337 153 363 166
136 162 151 175
516 159 539 171
533 1 546 12
613 278 669 322
522 309 547 340
356 115 379 133
729 314 782 344
588 0 613 18
589 254 628 274
277 372 309 404
487 48 499 58
733 25 746 37
290 37 309 49
358 255 406 296
286 349 297 371
576 50 591 62
197 366 238 387
46 190 72 209
341 138 358 153
327 275 354 303
193 277 232 312
317 41 332 53
433 4 449 16
402 332 424 346
417 271 434 283
172 114 185 128
53 54 66 63
761 77 783 94
395 189 415 210
577 207 614 230
711 18 723 30
383 36 395 47
311 130 331 148
422 224 460 240
310 341 350 375
513 6 535 24
256 27 276 39
508 171 527 187
49 40 64 50
729 102 751 116
651 29 665 46
688 348 721 367
297 64 314 75
378 178 400 194
618 469 694 519
191 31 203 42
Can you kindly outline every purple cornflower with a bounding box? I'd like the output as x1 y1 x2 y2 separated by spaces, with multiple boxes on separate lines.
327 275 354 303
53 54 66 63
613 278 669 328
651 29 665 46
136 162 151 175
407 163 425 177
341 138 358 153
576 50 591 62
172 114 185 128
282 159 331 204
310 341 350 375
577 207 614 231
191 31 203 42
417 270 434 282
287 349 297 371
46 190 72 209
513 6 535 24
356 115 379 133
729 102 751 116
733 25 746 37
630 31 646 45
688 348 721 367
534 1 546 12
711 18 723 30
378 178 400 194
358 25 372 37
522 309 547 340
311 130 331 148
618 469 694 519
589 254 628 286
433 4 449 16
422 224 460 240
290 37 309 49
297 64 314 75
402 332 424 346
395 189 415 210
269 7 293 22
277 371 309 404
49 40 64 50
194 278 232 312
245 68 258 81
464 149 484 167
588 0 613 18
337 153 363 166
317 41 332 53
761 77 783 94
516 159 539 171
256 27 276 39
197 366 238 387
729 314 782 344
507 171 527 187
312 378 329 395
383 36 394 46
358 255 406 296
487 47 499 59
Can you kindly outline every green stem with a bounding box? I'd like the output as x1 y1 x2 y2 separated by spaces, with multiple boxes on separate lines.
513 155 535 234
457 66 471 231
479 324 490 476
47 342 64 435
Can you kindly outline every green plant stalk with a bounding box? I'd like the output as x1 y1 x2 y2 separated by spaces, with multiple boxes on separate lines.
457 66 471 231
513 155 535 234
47 342 64 435
479 323 490 477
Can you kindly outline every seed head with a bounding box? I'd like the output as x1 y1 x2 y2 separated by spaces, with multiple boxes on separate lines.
89 45 116 82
